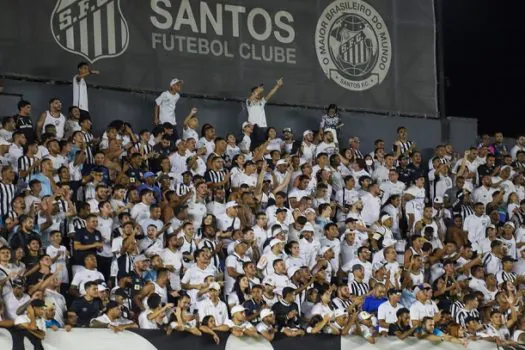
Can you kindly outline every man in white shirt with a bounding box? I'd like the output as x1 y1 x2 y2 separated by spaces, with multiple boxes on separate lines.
361 182 382 226
154 78 183 129
246 78 283 149
130 189 154 224
73 62 99 113
380 169 406 205
472 175 496 207
69 254 105 296
372 154 396 183
197 282 229 326
7 131 26 171
463 202 491 252
377 288 403 334
13 299 47 349
511 136 525 160
409 284 439 327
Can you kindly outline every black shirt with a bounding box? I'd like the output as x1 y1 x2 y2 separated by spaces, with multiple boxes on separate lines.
407 163 425 183
477 164 495 179
73 229 103 265
26 271 50 288
15 115 35 143
388 322 411 336
272 300 300 330
126 167 144 185
70 297 103 327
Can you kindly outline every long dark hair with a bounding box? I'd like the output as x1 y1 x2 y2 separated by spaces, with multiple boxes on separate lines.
232 275 250 304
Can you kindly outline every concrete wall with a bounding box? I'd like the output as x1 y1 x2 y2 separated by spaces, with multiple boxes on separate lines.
0 79 478 157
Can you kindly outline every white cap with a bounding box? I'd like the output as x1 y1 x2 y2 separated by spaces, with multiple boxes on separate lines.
269 238 283 248
301 222 314 232
271 226 284 237
504 221 515 229
358 311 372 321
287 266 301 278
208 282 221 291
304 208 316 215
170 78 183 86
262 276 276 287
260 309 274 320
303 130 313 138
226 201 239 209
380 214 392 224
320 246 332 256
242 121 252 129
276 159 287 166
231 305 245 315
434 196 444 204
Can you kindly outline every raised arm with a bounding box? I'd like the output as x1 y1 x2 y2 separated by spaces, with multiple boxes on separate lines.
264 78 284 101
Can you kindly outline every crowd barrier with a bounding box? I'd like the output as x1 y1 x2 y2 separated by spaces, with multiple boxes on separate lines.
0 328 501 350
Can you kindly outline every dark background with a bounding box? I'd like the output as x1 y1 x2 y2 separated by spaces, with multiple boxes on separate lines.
442 0 524 137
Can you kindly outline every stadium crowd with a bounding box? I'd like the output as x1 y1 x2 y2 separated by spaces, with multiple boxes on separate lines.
1 63 525 349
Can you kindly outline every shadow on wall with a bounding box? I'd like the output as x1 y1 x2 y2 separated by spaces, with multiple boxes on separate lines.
0 79 477 156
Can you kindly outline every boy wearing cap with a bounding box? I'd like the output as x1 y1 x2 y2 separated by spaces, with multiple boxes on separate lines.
226 305 257 337
256 309 276 341
13 299 46 350
154 79 182 128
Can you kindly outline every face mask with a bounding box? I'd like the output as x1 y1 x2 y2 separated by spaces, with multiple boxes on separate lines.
365 159 373 166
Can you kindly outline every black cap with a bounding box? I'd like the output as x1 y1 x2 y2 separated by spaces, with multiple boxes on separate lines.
12 277 25 288
387 288 402 296
174 205 188 215
31 299 45 308
105 300 120 311
276 208 288 214
114 288 129 298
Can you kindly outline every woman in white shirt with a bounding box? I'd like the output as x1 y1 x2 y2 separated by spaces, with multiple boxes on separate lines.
310 289 335 319
226 133 241 161
265 127 283 153
227 275 251 309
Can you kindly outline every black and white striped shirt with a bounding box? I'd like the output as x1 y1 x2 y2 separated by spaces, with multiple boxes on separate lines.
350 280 369 296
450 300 464 319
496 270 517 285
455 307 480 327
175 183 191 197
332 297 352 310
0 183 16 218
205 169 226 186
17 156 38 182
394 140 414 155
82 131 95 164
353 149 364 159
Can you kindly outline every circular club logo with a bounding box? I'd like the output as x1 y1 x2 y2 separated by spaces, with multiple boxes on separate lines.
315 0 392 91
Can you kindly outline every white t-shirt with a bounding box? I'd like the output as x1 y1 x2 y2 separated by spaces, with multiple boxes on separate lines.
155 91 180 125
377 301 402 332
70 267 105 295
15 314 46 332
246 98 267 127
73 75 89 111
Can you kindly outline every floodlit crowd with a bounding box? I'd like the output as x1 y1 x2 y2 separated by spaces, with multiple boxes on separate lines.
1 62 525 349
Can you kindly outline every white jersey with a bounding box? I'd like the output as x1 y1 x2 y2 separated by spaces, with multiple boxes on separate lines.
246 98 267 127
73 75 89 111
155 91 180 125
42 111 66 139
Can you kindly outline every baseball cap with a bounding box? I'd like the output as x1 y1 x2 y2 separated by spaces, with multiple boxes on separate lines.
283 128 292 133
262 276 276 287
358 311 372 321
98 283 109 292
276 159 287 166
231 305 245 315
387 288 402 296
303 130 313 138
301 222 315 233
372 262 386 272
226 201 239 209
502 256 517 263
114 288 129 298
208 282 221 291
260 309 274 320
170 78 183 86
380 214 392 224
272 227 284 237
269 238 283 248
287 266 301 278
504 221 515 229
434 196 444 204
413 284 432 294
134 255 150 263
242 121 252 129
320 246 332 256
31 299 45 308
143 172 155 179
105 300 120 311
12 277 25 288
352 264 364 272
276 208 288 214
304 208 316 215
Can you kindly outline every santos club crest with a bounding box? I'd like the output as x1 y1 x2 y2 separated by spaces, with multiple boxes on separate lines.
50 0 129 63
315 0 392 92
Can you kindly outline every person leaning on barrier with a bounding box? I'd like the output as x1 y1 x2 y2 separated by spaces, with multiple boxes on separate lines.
12 299 46 350
388 308 417 340
226 305 258 338
416 316 467 347
90 300 137 332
